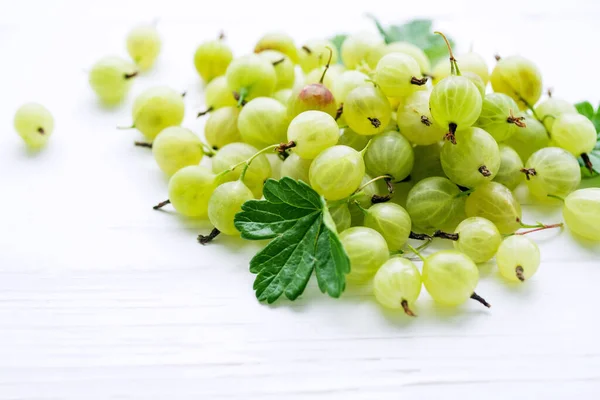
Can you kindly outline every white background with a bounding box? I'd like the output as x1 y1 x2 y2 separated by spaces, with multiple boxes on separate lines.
2 0 600 398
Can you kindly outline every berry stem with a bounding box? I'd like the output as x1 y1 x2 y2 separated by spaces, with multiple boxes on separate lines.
406 243 426 262
356 175 393 193
124 71 139 80
153 199 171 210
385 177 395 193
516 222 563 235
237 144 280 182
272 58 285 66
359 136 373 157
134 141 153 148
547 194 565 202
370 176 395 202
197 106 214 117
434 31 460 75
202 144 217 157
353 200 370 216
319 47 333 84
401 299 416 317
432 230 459 241
470 292 491 308
236 87 249 107
415 237 433 253
198 228 221 245
581 153 595 175
455 188 475 198
409 231 432 241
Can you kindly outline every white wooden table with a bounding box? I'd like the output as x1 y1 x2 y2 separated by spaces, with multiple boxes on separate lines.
1 1 600 398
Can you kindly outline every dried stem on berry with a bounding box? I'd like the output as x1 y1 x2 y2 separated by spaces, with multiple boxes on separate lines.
445 123 457 144
37 127 45 135
515 266 525 282
385 177 394 193
135 141 153 148
471 292 491 308
275 141 296 160
478 165 491 177
401 299 416 317
197 106 214 117
581 153 594 175
520 168 537 180
335 104 344 121
507 109 527 127
272 58 285 66
198 228 221 245
371 194 391 204
420 115 432 126
153 199 171 210
410 76 428 86
368 117 381 128
432 230 459 241
409 231 432 241
301 45 312 54
124 71 139 80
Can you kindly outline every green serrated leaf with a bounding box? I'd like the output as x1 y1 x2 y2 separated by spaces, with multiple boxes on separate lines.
365 17 454 66
330 34 347 64
574 103 600 178
424 36 455 65
234 178 350 303
366 14 393 44
575 101 594 120
592 110 600 133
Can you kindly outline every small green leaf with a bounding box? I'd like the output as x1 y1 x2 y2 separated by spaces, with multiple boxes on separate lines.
575 103 600 178
366 17 454 65
592 107 600 133
330 34 347 64
575 101 594 120
234 178 350 303
366 14 394 44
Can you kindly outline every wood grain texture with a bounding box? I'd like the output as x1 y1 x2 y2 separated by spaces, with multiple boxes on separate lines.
1 1 600 398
